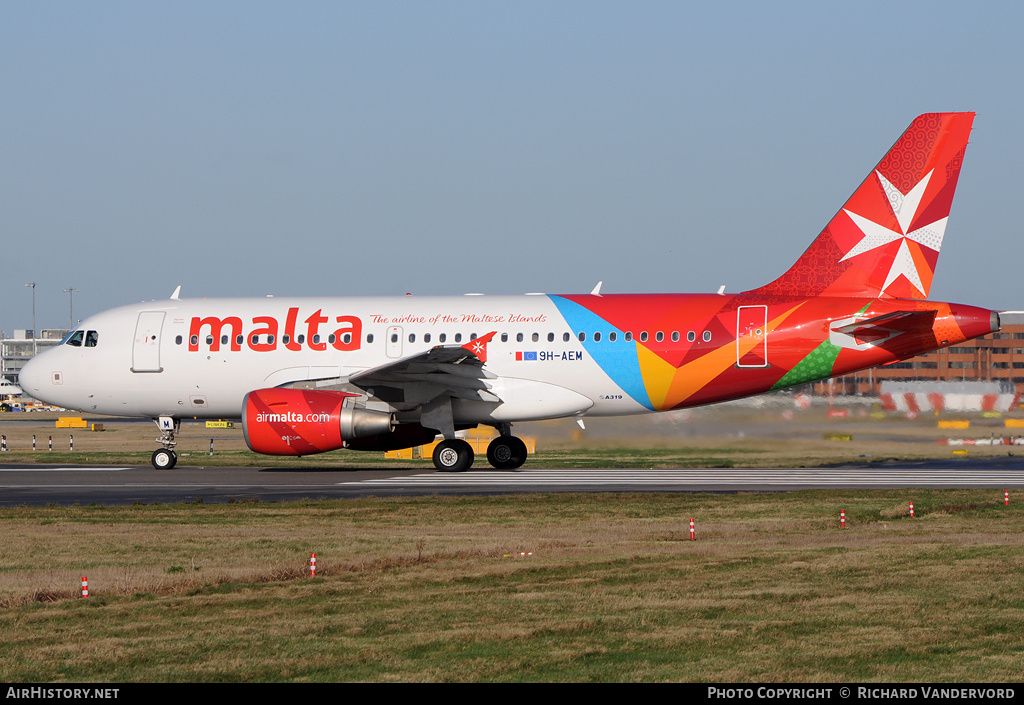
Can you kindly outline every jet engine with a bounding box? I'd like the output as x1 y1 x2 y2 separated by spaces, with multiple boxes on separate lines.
242 388 394 456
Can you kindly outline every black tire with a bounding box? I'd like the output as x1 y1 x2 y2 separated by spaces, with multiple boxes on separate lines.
487 435 527 469
152 448 177 469
432 439 474 472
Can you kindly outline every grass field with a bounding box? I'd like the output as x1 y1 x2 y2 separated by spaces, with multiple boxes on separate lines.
2 490 1023 682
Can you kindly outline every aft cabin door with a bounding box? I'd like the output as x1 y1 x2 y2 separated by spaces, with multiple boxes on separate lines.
736 306 768 368
132 311 165 373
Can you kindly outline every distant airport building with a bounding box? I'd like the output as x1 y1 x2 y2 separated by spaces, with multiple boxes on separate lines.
1 329 69 386
819 311 1024 396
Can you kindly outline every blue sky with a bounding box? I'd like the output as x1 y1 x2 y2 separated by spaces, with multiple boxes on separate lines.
2 1 1021 335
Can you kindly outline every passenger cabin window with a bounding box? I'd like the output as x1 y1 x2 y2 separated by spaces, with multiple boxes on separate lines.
438 333 446 343
703 331 712 342
656 331 664 342
175 335 183 345
640 332 648 342
687 331 696 342
609 332 617 342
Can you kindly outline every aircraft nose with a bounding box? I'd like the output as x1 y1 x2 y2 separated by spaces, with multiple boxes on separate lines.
18 355 43 396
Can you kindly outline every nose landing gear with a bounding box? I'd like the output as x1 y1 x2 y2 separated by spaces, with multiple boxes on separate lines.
152 447 177 469
151 416 179 469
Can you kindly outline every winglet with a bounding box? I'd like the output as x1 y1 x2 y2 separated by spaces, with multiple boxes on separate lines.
170 286 181 300
461 331 498 364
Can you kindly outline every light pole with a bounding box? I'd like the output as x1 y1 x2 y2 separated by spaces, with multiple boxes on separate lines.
24 283 36 355
63 287 78 331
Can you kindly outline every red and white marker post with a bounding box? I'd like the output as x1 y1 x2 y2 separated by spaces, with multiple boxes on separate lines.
310 553 316 578
689 518 695 541
841 510 846 529
909 502 915 518
1006 491 1010 506
81 577 89 598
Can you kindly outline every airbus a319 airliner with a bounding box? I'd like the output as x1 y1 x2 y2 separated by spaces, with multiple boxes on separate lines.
19 113 999 471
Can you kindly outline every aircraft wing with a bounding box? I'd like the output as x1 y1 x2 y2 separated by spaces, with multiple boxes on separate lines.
345 332 500 408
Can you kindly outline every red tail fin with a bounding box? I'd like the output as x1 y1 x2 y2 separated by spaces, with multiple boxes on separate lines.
747 112 974 300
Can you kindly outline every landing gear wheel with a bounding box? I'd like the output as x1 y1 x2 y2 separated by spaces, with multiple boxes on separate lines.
487 435 528 469
152 448 177 469
433 439 475 472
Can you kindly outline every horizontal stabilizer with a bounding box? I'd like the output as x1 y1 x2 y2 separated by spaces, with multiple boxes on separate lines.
833 310 935 344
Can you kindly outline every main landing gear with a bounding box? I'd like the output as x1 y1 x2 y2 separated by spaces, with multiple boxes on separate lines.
151 416 179 469
485 435 528 470
431 428 529 472
433 439 475 472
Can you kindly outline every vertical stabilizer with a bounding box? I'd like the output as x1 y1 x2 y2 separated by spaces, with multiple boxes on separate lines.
747 112 974 300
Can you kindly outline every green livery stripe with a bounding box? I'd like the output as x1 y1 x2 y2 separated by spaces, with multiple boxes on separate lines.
771 340 842 390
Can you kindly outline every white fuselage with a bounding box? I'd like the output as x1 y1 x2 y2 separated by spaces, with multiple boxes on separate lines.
18 295 645 423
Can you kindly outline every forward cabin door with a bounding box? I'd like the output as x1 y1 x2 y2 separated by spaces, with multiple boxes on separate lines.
132 311 165 373
736 305 768 368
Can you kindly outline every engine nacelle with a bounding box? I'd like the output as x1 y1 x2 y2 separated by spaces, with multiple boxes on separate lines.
242 388 394 456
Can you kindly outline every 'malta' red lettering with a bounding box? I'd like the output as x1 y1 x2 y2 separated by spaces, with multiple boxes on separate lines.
306 309 329 351
188 312 362 353
284 308 302 351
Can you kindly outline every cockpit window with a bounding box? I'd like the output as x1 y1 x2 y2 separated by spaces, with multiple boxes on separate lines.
85 331 99 347
63 330 84 347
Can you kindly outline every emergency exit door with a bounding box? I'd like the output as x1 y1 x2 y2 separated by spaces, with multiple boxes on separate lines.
736 306 768 368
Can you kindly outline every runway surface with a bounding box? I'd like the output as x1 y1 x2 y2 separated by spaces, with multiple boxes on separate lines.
3 458 1024 505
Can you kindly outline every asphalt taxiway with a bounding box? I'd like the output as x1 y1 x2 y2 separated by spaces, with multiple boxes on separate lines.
3 458 1024 506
